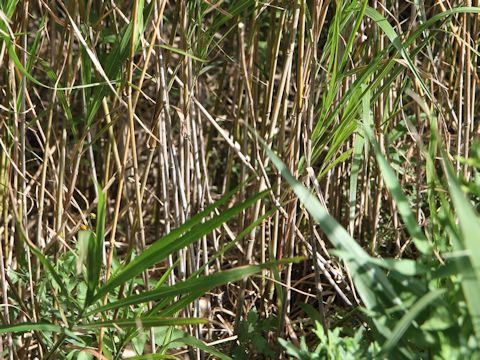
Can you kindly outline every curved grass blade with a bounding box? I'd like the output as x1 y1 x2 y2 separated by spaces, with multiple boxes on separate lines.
443 149 480 341
255 131 409 345
88 258 299 316
91 189 268 304
382 289 446 352
77 317 206 330
84 186 106 307
170 335 232 360
363 125 430 255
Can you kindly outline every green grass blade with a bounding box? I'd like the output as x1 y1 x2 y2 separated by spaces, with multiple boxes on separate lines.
363 125 430 255
364 6 432 101
170 335 232 360
77 317 206 330
91 186 238 302
0 322 64 335
256 132 403 340
84 186 106 306
88 259 298 315
348 86 369 231
85 0 148 126
382 289 446 352
124 355 177 360
443 150 480 341
91 189 268 304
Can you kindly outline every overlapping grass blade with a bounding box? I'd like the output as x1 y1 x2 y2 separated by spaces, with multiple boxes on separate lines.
363 125 430 255
170 335 232 360
91 189 268 304
382 289 446 352
85 0 150 126
85 186 106 306
364 6 432 101
77 317 206 330
442 150 480 341
257 133 404 342
88 258 299 315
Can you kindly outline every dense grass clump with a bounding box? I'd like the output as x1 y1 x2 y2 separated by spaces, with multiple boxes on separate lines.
0 1 479 358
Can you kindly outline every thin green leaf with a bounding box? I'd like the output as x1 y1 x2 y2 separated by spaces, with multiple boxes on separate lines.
443 149 480 340
89 258 300 315
91 186 241 303
170 335 232 360
0 322 64 335
77 317 206 330
363 125 430 255
85 186 106 306
158 44 206 63
382 289 446 352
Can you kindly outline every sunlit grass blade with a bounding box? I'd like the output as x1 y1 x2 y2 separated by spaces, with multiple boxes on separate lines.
0 322 63 335
442 149 480 341
348 85 369 232
84 186 106 306
382 289 446 352
0 322 81 342
77 317 207 330
363 125 430 255
256 132 403 341
92 190 268 304
364 6 432 101
88 258 300 315
169 335 232 360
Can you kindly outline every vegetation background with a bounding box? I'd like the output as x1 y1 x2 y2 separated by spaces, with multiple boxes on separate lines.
0 0 479 358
